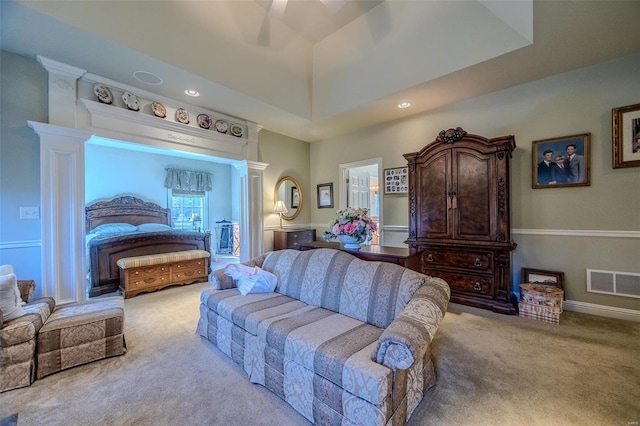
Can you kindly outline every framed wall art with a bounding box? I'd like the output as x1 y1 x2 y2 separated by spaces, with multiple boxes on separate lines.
317 183 334 209
612 103 640 169
291 186 299 209
383 167 408 194
532 133 590 189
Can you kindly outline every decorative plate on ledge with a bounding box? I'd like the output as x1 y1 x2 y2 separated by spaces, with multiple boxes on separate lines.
93 84 113 105
197 114 212 129
215 120 228 133
230 124 244 138
151 101 166 118
175 108 190 124
122 91 140 111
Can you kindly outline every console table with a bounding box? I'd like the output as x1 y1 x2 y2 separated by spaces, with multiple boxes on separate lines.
298 241 420 270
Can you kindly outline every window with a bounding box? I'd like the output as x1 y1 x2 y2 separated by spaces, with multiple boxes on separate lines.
169 190 207 232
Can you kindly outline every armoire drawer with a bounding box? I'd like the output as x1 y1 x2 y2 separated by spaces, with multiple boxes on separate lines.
421 249 493 273
422 270 493 298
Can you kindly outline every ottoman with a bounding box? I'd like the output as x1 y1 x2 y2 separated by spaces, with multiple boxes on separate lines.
37 297 126 379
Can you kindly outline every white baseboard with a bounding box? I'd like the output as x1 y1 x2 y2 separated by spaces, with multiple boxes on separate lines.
563 300 640 322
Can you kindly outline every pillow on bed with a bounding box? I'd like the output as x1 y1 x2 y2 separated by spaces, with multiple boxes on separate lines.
91 223 138 235
136 223 173 233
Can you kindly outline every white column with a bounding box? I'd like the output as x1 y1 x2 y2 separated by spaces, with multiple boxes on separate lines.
244 122 263 161
36 56 86 128
233 160 269 261
28 122 93 304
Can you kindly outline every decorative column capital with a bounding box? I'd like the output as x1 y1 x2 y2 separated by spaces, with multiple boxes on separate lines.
37 56 86 78
36 56 87 128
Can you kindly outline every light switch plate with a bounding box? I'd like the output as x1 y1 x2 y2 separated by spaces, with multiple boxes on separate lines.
20 207 40 219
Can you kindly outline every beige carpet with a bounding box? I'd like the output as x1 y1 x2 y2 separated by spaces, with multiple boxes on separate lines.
1 281 638 426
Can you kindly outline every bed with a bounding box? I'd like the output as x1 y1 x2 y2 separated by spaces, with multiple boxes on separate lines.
86 196 212 297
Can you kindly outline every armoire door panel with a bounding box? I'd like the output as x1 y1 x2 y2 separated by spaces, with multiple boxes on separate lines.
418 152 450 239
454 151 493 240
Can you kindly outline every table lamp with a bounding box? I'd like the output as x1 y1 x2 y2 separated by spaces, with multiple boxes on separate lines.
273 200 288 229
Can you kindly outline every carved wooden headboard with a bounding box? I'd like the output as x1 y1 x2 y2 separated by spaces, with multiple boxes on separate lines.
85 196 171 233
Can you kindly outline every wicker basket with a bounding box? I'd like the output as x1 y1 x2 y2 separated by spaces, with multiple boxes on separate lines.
519 283 564 324
519 301 561 324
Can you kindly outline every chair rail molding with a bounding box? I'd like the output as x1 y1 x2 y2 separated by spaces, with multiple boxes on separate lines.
0 240 42 250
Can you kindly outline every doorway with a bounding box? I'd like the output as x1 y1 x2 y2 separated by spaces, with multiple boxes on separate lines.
339 158 382 245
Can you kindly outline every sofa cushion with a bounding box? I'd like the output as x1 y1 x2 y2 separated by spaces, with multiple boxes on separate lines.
0 299 54 347
201 287 306 335
262 249 426 328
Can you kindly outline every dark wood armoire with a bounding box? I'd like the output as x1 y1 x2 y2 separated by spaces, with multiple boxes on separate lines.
404 127 517 314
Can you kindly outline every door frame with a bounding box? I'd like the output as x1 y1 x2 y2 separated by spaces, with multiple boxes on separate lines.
339 157 383 245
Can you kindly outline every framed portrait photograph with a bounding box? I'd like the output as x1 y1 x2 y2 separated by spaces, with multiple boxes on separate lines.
291 186 299 209
383 167 409 194
522 268 565 299
317 183 334 209
612 103 640 169
532 133 590 189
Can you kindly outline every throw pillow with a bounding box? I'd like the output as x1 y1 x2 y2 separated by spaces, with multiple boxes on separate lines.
0 273 24 322
0 264 14 275
224 264 277 296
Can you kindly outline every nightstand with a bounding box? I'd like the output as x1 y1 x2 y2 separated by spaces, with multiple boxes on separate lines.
273 229 316 250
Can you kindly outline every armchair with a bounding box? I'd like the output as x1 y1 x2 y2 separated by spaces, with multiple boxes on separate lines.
1 279 55 393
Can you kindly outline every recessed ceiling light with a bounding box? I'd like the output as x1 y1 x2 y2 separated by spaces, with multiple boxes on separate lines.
132 70 163 85
185 89 200 97
398 101 411 109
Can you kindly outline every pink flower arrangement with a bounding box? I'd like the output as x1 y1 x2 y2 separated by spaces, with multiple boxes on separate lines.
324 207 377 243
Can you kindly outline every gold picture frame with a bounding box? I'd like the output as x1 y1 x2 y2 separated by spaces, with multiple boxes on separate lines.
612 103 640 168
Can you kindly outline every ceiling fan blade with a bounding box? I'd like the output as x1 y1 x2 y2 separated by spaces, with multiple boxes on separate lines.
319 0 345 14
269 0 288 19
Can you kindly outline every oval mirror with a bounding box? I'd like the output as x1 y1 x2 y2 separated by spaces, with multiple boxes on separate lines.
274 176 302 221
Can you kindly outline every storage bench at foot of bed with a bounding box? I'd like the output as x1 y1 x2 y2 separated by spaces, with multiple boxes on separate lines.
116 250 210 298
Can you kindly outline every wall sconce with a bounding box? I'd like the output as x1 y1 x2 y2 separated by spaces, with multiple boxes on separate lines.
273 200 289 229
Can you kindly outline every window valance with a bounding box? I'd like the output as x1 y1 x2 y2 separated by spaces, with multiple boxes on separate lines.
164 168 212 196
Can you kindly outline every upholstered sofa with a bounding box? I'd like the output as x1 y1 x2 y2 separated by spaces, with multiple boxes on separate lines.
197 248 450 425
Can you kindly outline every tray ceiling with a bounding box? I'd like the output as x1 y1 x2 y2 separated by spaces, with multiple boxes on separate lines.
1 0 639 142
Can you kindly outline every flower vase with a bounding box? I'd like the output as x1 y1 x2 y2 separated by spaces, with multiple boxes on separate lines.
338 235 362 251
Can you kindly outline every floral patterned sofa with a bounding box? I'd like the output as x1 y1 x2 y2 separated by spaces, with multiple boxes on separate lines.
197 248 450 425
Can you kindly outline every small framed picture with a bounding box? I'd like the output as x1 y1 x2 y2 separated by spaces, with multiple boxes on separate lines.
383 167 409 194
522 268 565 297
612 103 640 169
532 133 590 189
291 186 299 209
317 183 334 209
